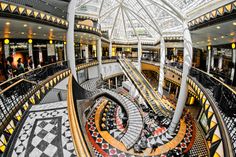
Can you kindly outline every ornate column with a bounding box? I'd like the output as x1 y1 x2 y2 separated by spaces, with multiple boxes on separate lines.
66 0 77 80
28 41 35 69
169 21 193 132
138 40 142 71
158 36 166 96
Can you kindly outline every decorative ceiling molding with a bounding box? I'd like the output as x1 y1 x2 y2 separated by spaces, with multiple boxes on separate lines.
0 1 68 28
188 1 236 28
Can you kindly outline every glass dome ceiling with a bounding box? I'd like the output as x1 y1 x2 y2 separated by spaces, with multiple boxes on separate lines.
76 0 211 43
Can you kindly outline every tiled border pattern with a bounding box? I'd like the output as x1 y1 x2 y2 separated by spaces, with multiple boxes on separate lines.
0 1 68 27
188 1 236 28
86 99 196 156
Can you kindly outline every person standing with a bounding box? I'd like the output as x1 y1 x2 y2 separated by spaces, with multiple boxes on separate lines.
6 60 13 79
17 58 25 75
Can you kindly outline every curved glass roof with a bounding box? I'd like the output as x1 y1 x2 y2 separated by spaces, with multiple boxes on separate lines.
76 0 212 43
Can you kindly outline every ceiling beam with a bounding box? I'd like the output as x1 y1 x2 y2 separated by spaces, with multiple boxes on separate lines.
110 7 121 39
121 7 128 41
136 0 162 35
124 9 139 41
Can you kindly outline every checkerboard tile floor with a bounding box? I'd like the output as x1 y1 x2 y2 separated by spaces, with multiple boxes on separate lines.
9 101 76 157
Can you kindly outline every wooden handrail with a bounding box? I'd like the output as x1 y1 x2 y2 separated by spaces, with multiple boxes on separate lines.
67 74 91 157
0 79 36 95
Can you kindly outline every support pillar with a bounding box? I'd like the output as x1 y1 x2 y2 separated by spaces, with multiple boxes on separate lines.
207 47 211 73
175 86 179 99
123 75 126 81
211 48 216 69
109 41 112 58
169 22 193 132
115 77 118 89
138 40 142 72
28 43 35 69
218 51 223 70
108 79 111 89
84 45 89 63
231 48 236 82
97 38 102 78
158 36 166 96
66 0 77 81
63 43 67 61
4 43 10 58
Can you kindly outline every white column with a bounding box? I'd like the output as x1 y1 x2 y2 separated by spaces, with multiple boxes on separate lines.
168 83 172 94
211 48 216 69
175 86 179 99
138 40 142 71
109 41 112 58
123 75 126 81
207 47 211 73
231 49 236 81
28 43 35 69
108 79 111 89
4 44 10 58
84 45 89 63
115 77 118 89
218 51 223 70
97 38 102 78
169 21 193 132
66 0 77 81
158 36 165 96
64 43 67 60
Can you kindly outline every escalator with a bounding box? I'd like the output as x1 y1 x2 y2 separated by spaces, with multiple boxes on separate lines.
119 59 173 118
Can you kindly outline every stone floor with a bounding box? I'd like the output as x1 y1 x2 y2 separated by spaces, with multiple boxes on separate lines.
8 101 76 157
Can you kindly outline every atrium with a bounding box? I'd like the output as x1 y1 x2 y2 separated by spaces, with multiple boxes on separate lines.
0 0 236 157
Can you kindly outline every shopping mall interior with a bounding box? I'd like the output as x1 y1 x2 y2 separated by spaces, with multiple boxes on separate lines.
0 0 236 157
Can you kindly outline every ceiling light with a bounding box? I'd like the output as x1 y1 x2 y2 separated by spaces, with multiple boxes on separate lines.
230 32 235 36
33 33 36 35
233 22 236 26
5 22 10 25
216 26 221 29
21 32 25 35
38 26 42 29
23 24 27 27
214 38 217 40
44 34 47 36
50 28 53 31
221 36 224 39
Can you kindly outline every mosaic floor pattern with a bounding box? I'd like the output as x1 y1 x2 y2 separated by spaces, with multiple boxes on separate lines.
8 101 76 157
86 100 196 157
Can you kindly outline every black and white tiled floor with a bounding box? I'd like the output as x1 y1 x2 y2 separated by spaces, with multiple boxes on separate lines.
9 101 76 157
80 78 99 91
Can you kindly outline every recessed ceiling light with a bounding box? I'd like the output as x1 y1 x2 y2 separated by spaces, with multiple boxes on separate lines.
5 22 10 25
214 38 217 40
23 24 27 27
38 26 42 29
230 32 235 36
216 26 221 29
233 22 236 26
33 33 36 35
50 29 53 31
221 36 224 39
44 34 47 36
21 32 25 35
